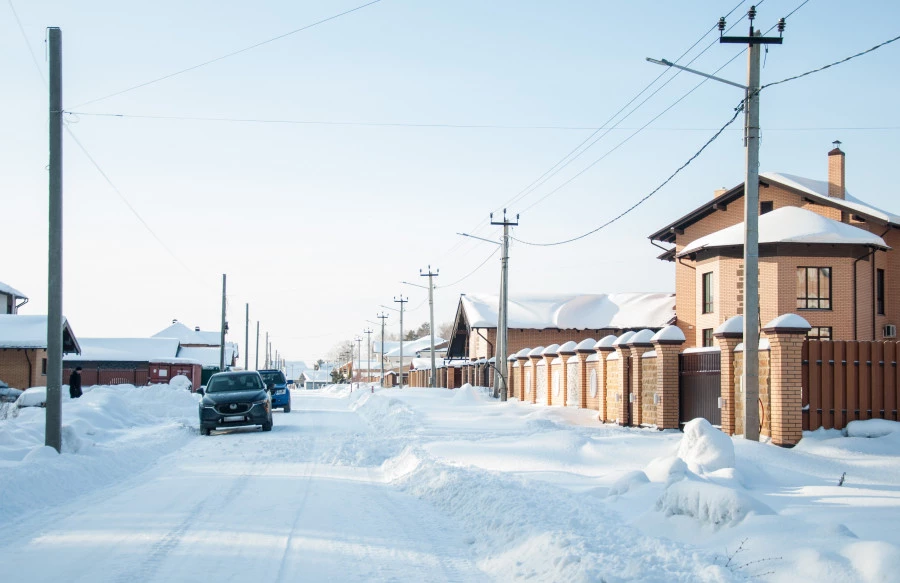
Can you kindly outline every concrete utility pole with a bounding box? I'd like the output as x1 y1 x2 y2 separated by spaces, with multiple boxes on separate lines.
491 210 518 401
265 332 269 368
45 27 63 453
255 321 260 370
244 304 249 370
648 7 784 441
394 295 408 388
355 335 363 384
377 313 388 387
420 266 439 387
363 328 373 385
219 274 227 371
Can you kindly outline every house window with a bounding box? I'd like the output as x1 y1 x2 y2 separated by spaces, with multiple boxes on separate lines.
760 201 774 214
702 328 714 347
807 327 832 340
42 358 47 375
702 272 714 314
797 267 832 309
877 269 885 315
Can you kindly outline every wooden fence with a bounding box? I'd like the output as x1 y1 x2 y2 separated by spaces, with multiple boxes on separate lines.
802 340 900 430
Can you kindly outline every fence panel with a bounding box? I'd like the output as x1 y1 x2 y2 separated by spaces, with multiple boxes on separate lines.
803 340 899 430
679 351 721 427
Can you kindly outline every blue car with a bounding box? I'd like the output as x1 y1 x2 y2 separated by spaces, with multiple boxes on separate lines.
258 369 291 412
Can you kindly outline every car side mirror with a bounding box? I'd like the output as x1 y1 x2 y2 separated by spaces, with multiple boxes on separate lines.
266 382 275 392
197 386 205 395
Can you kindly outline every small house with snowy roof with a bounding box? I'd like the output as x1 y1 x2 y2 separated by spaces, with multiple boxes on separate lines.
649 143 900 347
0 281 29 314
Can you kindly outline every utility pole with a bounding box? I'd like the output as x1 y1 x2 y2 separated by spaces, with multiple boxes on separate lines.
45 27 63 453
420 266 439 387
394 295 408 388
219 274 227 371
491 210 518 401
265 332 269 368
720 7 784 441
244 304 249 370
255 321 260 370
355 336 363 384
377 312 388 387
364 327 373 385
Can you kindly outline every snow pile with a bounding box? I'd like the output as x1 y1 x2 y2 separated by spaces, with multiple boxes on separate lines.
14 386 47 408
645 455 689 483
168 374 192 391
351 391 420 436
844 418 900 438
677 418 735 474
656 479 773 527
606 470 650 497
451 383 487 404
0 382 199 525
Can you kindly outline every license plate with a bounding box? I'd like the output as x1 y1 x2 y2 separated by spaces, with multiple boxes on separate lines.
223 415 244 422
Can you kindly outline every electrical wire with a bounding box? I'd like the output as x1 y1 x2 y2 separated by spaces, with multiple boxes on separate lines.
513 101 745 247
439 247 500 289
71 0 384 109
7 0 45 85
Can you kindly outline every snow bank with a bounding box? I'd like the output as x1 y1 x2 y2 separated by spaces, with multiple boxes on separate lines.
606 470 650 497
451 383 487 404
351 391 420 436
645 455 689 483
677 418 734 474
0 382 199 525
169 374 192 391
844 418 900 438
656 479 773 527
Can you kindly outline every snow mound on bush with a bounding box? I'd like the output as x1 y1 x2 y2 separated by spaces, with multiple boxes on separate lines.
677 418 734 474
657 479 773 526
607 470 650 497
845 418 900 438
645 455 689 483
168 374 192 391
452 383 486 404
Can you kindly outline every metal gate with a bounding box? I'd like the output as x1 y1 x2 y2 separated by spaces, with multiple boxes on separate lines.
679 351 721 427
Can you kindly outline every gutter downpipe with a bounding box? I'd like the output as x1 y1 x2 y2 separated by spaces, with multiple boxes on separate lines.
853 246 877 341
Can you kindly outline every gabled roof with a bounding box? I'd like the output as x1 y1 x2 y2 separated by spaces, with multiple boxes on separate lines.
0 281 27 300
66 337 180 362
177 344 239 368
0 315 81 354
648 172 900 244
384 336 447 357
152 321 222 346
458 293 676 330
678 206 889 257
302 370 332 382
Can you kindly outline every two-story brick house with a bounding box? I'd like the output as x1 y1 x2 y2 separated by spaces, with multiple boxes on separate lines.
649 144 900 347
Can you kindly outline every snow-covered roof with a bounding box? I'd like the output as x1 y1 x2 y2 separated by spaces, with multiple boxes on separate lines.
679 206 889 257
0 281 27 299
66 337 180 362
303 370 332 382
384 336 447 358
177 345 238 368
763 172 900 226
460 293 675 330
0 315 80 353
152 321 222 346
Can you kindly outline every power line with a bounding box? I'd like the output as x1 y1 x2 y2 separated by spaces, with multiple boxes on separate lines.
513 101 744 247
7 0 45 85
71 0 384 109
439 247 499 289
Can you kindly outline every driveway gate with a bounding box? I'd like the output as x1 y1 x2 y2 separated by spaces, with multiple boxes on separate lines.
679 351 721 427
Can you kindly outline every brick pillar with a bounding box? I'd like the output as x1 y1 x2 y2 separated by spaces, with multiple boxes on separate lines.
763 317 809 447
714 332 742 436
529 356 542 404
576 353 588 408
596 345 615 421
542 355 554 406
629 343 652 426
517 356 528 400
560 354 571 406
651 328 685 430
614 345 630 425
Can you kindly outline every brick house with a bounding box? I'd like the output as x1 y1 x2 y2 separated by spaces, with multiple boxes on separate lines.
446 293 676 362
0 314 81 389
649 144 900 347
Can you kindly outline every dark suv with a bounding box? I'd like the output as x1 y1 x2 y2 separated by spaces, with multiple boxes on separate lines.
258 369 291 412
199 371 273 435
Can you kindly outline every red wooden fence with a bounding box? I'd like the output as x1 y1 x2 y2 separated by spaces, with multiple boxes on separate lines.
802 340 900 430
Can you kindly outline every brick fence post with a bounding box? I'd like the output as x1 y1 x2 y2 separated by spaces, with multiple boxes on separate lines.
651 325 685 430
528 346 544 404
595 335 617 422
714 315 743 436
613 332 636 425
558 341 577 406
542 344 559 407
628 330 655 426
762 314 811 447
516 350 529 401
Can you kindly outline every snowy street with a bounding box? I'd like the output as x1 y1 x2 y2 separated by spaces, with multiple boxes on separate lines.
3 383 900 582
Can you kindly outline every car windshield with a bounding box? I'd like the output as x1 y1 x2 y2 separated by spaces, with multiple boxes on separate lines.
206 374 263 393
260 371 286 385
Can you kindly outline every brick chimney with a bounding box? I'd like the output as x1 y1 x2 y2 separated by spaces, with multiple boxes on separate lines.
828 140 845 199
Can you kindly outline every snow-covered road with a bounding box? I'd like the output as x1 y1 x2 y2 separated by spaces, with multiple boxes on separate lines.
4 383 900 582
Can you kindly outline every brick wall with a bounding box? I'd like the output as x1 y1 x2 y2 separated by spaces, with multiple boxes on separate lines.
0 348 46 389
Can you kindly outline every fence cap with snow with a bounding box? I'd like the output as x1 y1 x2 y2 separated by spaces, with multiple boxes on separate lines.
594 335 618 350
762 313 812 334
508 353 518 361
516 347 532 359
558 340 578 355
612 330 636 347
713 315 744 338
628 329 655 347
542 344 561 357
575 338 597 353
528 346 546 358
651 325 686 345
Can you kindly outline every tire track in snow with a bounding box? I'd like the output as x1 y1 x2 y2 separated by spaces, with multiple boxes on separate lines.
272 431 321 582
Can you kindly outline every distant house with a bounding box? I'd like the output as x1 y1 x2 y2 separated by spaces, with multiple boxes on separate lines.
64 337 202 389
648 144 900 346
301 369 331 390
0 282 28 314
0 314 81 389
446 293 676 361
153 320 239 383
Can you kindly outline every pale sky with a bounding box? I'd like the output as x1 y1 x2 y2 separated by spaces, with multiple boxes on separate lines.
4 0 899 364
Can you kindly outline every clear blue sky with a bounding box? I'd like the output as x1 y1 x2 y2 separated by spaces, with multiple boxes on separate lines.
4 0 899 363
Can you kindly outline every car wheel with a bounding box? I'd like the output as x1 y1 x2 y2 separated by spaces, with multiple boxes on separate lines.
283 403 291 413
201 427 212 436
262 421 272 432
